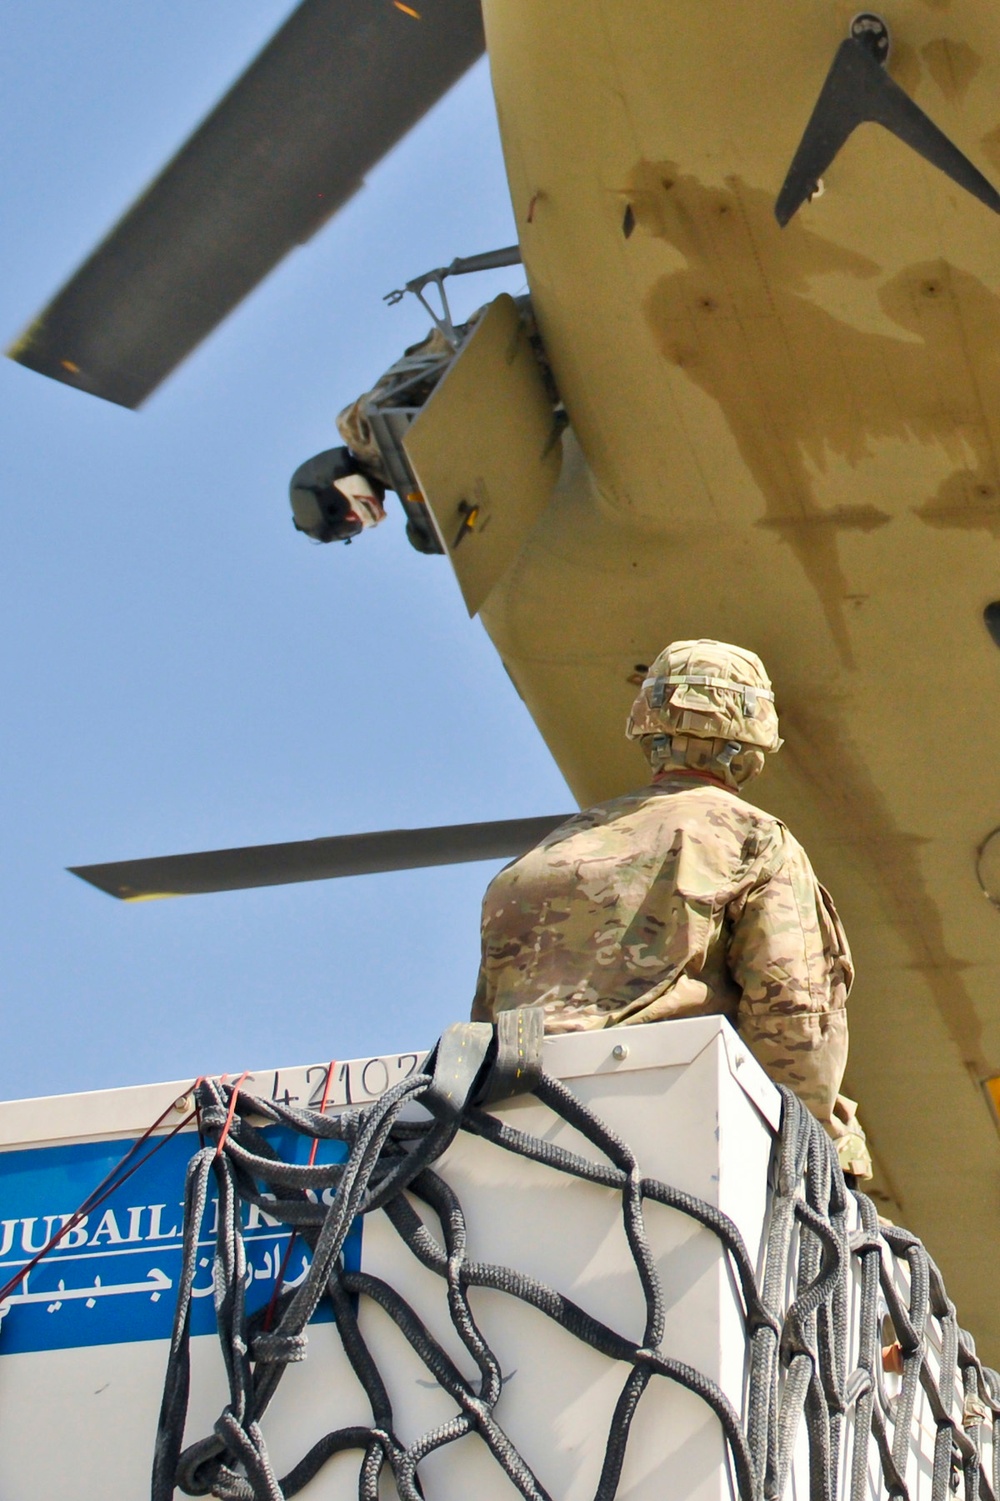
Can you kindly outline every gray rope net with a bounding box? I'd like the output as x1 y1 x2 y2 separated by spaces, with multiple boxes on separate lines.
152 1018 1000 1501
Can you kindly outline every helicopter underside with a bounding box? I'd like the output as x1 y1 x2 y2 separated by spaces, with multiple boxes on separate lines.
476 0 1000 1353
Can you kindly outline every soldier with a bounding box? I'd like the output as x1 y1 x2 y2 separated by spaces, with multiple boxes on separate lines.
472 639 871 1179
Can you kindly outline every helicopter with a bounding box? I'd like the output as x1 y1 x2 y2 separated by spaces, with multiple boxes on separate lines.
8 0 1000 1360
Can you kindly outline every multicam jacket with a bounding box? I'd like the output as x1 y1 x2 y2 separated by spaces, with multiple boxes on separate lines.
472 772 871 1177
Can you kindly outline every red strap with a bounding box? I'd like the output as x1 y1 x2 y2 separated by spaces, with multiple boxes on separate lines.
307 1061 336 1168
263 1060 337 1333
214 1071 250 1159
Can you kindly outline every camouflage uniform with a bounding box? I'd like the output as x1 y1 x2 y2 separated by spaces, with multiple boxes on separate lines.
472 641 871 1179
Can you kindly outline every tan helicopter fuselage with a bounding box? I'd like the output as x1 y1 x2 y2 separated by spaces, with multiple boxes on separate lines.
473 0 1000 1352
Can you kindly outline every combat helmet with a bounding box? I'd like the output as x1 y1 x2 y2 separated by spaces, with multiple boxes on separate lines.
289 447 386 543
626 639 782 786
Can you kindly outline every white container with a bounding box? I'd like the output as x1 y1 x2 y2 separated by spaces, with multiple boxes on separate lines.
0 1016 979 1501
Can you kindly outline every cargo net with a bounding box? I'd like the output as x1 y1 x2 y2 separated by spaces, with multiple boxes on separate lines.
155 1017 1000 1501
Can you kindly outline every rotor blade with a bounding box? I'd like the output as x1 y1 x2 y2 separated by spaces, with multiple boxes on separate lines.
8 0 485 409
69 814 572 900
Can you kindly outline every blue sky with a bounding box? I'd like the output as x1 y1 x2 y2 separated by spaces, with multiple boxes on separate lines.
0 1 572 1101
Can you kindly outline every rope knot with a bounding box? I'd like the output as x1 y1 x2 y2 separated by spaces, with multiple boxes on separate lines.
252 1330 308 1365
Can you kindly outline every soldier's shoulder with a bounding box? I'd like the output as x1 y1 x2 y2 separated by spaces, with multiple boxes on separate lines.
690 785 792 857
656 778 785 825
579 780 788 840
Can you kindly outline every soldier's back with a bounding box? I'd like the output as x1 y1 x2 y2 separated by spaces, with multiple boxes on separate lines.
473 774 786 1031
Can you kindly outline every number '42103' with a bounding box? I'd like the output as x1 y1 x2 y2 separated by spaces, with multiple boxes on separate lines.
259 1053 424 1112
